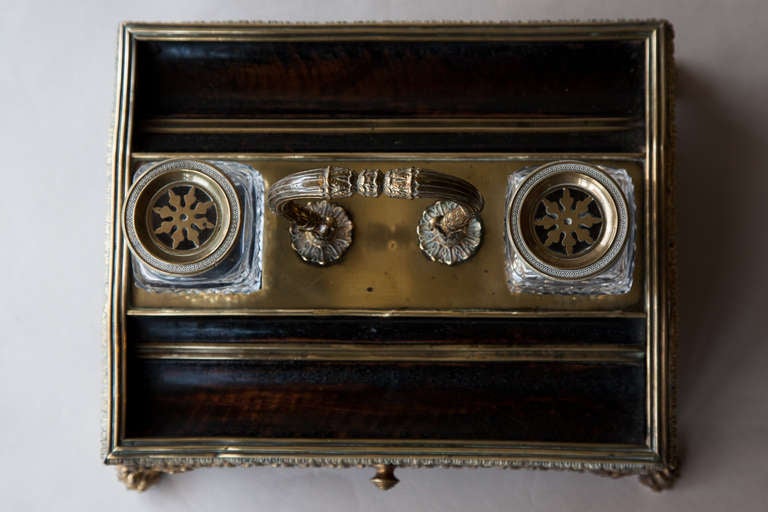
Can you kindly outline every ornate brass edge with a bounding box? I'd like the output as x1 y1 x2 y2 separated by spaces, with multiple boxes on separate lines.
115 460 677 492
104 20 133 462
109 456 662 473
122 19 671 29
643 21 678 485
661 21 680 483
139 116 641 134
121 19 669 43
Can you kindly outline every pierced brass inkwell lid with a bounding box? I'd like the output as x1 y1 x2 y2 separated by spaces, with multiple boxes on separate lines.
122 159 241 276
508 161 629 280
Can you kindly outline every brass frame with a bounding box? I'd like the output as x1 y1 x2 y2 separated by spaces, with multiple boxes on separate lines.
104 21 676 489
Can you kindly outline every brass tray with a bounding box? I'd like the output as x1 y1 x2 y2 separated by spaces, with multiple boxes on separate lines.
104 21 676 491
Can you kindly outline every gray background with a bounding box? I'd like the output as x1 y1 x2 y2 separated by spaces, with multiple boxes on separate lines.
1 0 766 510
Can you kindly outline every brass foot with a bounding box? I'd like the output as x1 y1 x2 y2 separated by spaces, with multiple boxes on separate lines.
370 464 399 491
639 464 679 492
117 466 163 492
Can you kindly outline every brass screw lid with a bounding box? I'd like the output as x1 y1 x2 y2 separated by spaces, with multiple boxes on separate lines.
508 161 629 280
122 159 241 276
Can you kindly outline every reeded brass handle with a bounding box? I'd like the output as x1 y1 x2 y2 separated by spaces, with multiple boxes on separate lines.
267 166 484 265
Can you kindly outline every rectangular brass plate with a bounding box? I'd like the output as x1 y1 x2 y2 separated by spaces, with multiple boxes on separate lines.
130 155 645 314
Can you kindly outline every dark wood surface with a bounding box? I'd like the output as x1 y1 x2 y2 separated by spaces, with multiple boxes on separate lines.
135 40 644 118
132 39 645 153
133 130 644 154
126 359 645 443
129 315 645 345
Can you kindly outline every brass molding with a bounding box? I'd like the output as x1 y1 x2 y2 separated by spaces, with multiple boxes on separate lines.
133 342 644 364
139 116 642 135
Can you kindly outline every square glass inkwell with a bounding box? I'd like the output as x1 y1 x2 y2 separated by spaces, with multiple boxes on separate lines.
505 160 636 295
122 159 264 293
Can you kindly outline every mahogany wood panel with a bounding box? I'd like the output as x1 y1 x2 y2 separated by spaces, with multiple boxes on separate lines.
132 130 643 153
125 359 645 443
128 316 646 346
134 40 644 118
131 40 645 152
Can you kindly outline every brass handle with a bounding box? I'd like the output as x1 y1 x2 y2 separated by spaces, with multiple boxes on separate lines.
267 166 484 265
267 166 356 233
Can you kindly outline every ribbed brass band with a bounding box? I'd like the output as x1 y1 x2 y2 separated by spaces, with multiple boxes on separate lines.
384 168 484 212
267 166 484 233
267 166 356 230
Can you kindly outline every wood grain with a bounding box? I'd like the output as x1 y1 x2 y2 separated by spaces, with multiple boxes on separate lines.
126 359 645 443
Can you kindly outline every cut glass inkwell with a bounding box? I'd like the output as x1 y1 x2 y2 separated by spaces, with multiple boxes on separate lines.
122 158 264 293
505 160 636 294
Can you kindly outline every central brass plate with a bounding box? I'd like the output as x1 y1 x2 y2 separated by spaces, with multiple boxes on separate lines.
130 155 644 314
